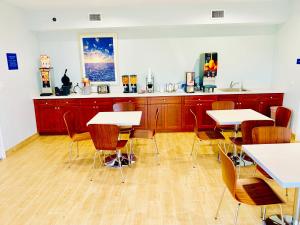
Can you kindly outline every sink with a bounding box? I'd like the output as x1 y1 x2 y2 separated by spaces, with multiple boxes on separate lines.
218 88 249 92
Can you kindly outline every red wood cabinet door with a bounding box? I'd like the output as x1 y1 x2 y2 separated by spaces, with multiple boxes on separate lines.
237 95 261 111
164 103 182 130
182 104 198 131
134 104 148 129
79 105 99 132
148 104 164 130
37 105 61 133
198 101 215 130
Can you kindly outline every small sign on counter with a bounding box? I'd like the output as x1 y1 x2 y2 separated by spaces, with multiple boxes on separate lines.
6 53 18 70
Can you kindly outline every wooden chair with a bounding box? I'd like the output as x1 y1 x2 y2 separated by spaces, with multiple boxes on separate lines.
190 109 225 167
129 108 159 165
215 149 285 225
63 111 91 165
275 106 292 127
230 120 274 166
212 101 235 133
88 124 128 183
113 102 136 134
252 126 291 178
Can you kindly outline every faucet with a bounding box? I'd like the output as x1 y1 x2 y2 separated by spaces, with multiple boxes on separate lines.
229 81 240 88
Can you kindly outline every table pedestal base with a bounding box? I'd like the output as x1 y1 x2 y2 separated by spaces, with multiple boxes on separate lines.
265 215 293 225
227 152 254 167
104 154 136 168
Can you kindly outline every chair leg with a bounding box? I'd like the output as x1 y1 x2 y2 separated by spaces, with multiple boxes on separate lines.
190 135 196 156
262 206 267 221
286 188 288 197
117 150 125 183
68 142 74 166
215 187 226 220
153 137 160 165
279 204 284 225
234 203 241 225
76 141 79 158
126 143 131 167
192 140 200 168
93 151 98 169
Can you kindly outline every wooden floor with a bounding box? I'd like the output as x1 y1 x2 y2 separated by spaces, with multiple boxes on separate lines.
0 132 295 225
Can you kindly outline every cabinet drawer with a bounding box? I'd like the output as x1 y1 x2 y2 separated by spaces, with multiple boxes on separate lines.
238 94 262 101
80 98 113 105
113 97 147 105
183 95 217 104
148 96 181 104
217 95 238 101
34 99 57 106
56 99 80 106
259 93 283 101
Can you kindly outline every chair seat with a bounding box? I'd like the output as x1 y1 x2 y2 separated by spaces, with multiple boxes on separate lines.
235 178 284 206
230 137 244 146
197 130 225 140
72 132 91 142
130 129 155 139
116 140 128 149
257 165 273 179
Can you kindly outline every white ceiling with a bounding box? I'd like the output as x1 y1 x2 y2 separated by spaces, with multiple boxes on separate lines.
2 0 289 11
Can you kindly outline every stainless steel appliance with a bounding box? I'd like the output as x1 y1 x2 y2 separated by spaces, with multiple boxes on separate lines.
185 72 195 93
97 85 110 94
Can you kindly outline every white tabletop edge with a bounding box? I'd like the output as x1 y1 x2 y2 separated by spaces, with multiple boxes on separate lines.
242 144 300 189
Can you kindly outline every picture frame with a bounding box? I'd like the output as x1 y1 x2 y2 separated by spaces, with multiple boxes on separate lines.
79 33 118 85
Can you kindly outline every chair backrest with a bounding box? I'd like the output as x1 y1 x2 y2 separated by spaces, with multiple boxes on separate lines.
241 120 275 144
190 109 198 134
212 101 235 110
219 149 237 198
113 102 135 112
63 111 76 138
275 106 292 127
88 124 120 151
252 126 291 144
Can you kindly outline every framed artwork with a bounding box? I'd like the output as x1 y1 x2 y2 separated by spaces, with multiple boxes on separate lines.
80 33 118 84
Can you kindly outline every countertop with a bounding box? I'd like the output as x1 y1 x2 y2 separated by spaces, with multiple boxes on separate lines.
33 89 284 100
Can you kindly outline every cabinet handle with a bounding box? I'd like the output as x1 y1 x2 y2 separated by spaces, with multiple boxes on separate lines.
198 98 201 101
199 104 202 106
45 102 48 105
197 104 199 106
270 97 273 99
94 101 96 103
66 101 68 104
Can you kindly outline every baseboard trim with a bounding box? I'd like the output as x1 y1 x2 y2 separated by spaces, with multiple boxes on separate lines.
6 133 39 157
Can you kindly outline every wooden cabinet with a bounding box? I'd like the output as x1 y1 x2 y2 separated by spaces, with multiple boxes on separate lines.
33 93 284 134
79 98 113 132
112 97 148 129
182 96 218 131
34 99 80 134
148 97 182 131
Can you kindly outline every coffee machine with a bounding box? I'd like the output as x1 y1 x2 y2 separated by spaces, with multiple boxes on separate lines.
146 69 154 93
185 72 195 93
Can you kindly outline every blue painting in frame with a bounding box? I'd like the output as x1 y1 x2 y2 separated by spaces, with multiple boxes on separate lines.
80 34 118 84
6 53 18 70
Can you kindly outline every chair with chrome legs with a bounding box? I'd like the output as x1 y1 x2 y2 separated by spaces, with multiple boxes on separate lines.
275 106 292 127
113 102 136 134
63 111 91 165
190 109 225 167
212 101 235 134
252 126 292 197
215 149 285 225
88 124 128 183
129 108 159 165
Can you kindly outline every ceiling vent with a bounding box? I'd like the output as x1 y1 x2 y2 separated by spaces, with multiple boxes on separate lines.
212 10 224 18
89 14 101 21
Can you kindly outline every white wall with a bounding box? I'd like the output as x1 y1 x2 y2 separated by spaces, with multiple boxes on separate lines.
272 0 300 138
37 25 276 92
0 2 40 151
27 1 289 31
